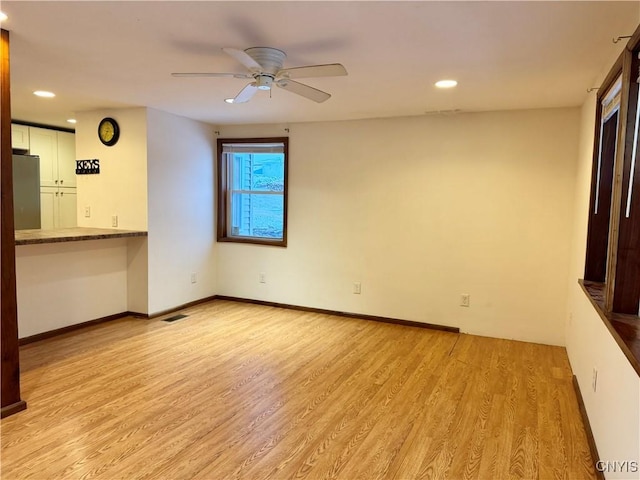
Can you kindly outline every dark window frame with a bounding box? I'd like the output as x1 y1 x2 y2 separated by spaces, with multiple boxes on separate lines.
584 66 623 284
581 22 640 375
216 137 289 247
612 47 640 313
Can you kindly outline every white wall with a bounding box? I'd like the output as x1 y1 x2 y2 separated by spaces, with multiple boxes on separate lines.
16 239 128 338
74 107 150 315
146 108 217 315
69 107 217 317
75 108 148 231
127 236 148 314
216 108 579 345
565 93 640 479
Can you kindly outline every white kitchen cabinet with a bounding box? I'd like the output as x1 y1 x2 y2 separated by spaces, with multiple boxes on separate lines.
29 127 76 187
29 127 58 186
40 187 77 229
58 188 77 227
56 131 77 187
11 124 30 150
40 187 56 229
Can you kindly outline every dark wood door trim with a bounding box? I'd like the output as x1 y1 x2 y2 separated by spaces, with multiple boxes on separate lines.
1 28 26 418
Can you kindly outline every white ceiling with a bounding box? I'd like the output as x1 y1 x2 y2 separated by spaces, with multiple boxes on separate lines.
3 1 639 129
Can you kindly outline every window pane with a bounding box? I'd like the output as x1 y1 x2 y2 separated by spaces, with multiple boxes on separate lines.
230 193 284 239
231 153 250 190
229 153 284 192
253 153 284 192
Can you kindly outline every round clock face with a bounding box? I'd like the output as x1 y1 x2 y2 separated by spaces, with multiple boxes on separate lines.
98 117 120 146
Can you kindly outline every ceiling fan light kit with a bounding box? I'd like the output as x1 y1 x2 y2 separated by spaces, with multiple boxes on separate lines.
172 46 347 104
255 75 273 90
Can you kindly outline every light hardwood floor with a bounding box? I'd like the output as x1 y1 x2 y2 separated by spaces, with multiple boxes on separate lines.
1 300 596 479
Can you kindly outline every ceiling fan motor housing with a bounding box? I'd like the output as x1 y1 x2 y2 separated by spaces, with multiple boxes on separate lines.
245 47 286 75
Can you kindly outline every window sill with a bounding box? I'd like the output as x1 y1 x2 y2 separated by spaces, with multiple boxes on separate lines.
579 279 640 377
217 236 286 247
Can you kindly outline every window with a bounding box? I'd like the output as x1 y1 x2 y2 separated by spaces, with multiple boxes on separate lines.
583 46 640 316
611 47 640 314
581 26 640 374
217 138 288 246
584 75 621 283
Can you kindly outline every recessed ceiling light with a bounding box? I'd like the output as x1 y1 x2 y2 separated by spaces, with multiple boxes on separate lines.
224 98 234 104
0 12 8 22
67 119 77 124
33 90 55 98
435 80 458 89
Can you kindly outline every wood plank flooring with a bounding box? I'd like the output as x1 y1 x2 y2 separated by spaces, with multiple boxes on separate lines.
1 300 596 479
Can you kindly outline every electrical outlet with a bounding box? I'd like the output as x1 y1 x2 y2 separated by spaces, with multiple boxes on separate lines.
84 206 91 218
353 282 361 294
190 273 197 284
460 294 470 307
259 273 266 284
111 215 118 227
592 368 598 392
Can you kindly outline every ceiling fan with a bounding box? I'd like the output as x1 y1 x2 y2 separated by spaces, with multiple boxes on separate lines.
172 47 347 103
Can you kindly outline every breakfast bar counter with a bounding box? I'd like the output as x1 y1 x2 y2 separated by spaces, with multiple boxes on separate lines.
15 227 148 339
15 227 147 245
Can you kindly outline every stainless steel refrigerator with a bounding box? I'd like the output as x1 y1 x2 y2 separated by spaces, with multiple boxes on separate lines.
12 154 41 230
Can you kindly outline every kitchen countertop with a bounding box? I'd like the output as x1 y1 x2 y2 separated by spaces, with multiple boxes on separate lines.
15 227 148 246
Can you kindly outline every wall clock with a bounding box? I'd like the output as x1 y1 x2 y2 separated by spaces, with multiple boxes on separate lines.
98 117 120 146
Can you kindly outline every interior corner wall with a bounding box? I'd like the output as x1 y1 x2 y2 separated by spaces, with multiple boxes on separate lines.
216 108 579 346
565 96 640 478
146 108 216 315
75 108 148 231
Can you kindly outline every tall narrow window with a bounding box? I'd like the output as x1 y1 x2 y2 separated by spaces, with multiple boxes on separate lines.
217 138 288 246
612 50 640 315
580 26 640 374
584 76 621 283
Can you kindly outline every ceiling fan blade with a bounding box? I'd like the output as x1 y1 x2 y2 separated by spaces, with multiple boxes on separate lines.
276 79 331 103
278 63 347 79
233 83 259 103
222 47 262 72
171 72 252 79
